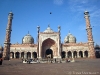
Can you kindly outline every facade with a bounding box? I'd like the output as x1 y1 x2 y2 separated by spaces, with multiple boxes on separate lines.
3 11 96 60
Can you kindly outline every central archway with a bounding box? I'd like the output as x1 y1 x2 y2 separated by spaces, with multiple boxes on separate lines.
42 38 56 58
45 49 53 58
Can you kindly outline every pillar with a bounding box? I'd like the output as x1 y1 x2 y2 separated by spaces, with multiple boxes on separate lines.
72 51 74 58
83 51 85 58
19 52 21 58
24 52 27 59
31 52 33 58
77 52 79 58
58 26 61 58
66 51 68 58
14 52 16 59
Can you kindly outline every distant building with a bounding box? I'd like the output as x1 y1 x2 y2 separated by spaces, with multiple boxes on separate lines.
3 11 96 60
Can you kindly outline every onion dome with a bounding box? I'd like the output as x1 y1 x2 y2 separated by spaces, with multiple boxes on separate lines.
64 32 76 43
22 32 34 44
44 25 54 33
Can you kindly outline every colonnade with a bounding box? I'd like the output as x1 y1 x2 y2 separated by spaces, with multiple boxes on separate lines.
10 50 88 59
61 50 88 58
10 51 37 59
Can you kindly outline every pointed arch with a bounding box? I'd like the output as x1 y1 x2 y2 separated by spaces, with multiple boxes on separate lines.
84 51 88 57
67 51 72 58
42 38 56 58
21 52 24 58
10 52 14 58
15 52 19 58
79 51 83 58
61 51 66 58
27 52 31 59
73 51 77 58
33 52 37 58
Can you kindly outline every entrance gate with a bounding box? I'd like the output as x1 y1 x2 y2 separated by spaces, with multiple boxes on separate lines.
45 49 53 58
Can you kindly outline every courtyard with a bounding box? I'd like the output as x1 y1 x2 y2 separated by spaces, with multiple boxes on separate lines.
0 58 100 75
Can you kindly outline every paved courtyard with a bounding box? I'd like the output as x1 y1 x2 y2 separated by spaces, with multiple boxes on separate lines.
0 58 100 75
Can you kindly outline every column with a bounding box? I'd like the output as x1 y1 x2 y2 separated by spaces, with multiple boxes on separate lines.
57 38 61 58
39 40 41 58
31 52 33 59
58 38 60 57
77 52 79 58
24 52 27 59
83 51 85 58
72 51 74 58
14 52 16 59
10 53 12 59
19 52 21 58
66 52 68 58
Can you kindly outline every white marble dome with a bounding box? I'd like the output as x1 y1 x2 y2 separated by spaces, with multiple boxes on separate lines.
64 32 76 43
44 25 54 33
22 33 34 44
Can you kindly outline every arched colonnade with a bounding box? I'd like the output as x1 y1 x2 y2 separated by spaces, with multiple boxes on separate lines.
10 51 37 59
61 50 88 58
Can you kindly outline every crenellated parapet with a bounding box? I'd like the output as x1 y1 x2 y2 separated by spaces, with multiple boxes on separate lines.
62 42 88 46
10 43 37 47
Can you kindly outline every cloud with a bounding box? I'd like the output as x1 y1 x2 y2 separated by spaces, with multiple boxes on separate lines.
91 9 100 17
68 0 90 12
53 0 63 5
90 9 100 27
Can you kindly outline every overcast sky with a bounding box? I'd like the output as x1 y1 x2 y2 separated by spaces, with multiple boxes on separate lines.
0 0 100 46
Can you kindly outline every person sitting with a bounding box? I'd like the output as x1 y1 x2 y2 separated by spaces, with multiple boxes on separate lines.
67 59 70 62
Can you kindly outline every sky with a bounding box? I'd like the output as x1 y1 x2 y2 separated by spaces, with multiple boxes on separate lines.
0 0 100 47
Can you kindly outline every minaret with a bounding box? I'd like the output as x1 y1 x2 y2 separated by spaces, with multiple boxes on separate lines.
84 11 95 58
3 12 13 60
58 25 61 58
37 25 40 58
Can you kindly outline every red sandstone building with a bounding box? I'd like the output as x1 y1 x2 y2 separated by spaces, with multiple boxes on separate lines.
2 11 95 60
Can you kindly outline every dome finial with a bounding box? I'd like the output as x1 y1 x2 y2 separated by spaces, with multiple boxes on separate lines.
68 30 71 35
28 31 29 34
48 24 50 27
69 30 70 33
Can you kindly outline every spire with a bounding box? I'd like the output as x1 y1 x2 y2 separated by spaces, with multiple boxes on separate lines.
48 24 50 27
69 30 70 33
28 31 29 34
37 25 40 32
58 25 61 32
68 30 71 35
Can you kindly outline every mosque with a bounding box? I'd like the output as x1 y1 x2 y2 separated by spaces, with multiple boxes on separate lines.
2 11 96 60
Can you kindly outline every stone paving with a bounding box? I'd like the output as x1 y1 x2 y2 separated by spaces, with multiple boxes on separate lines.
0 58 100 75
